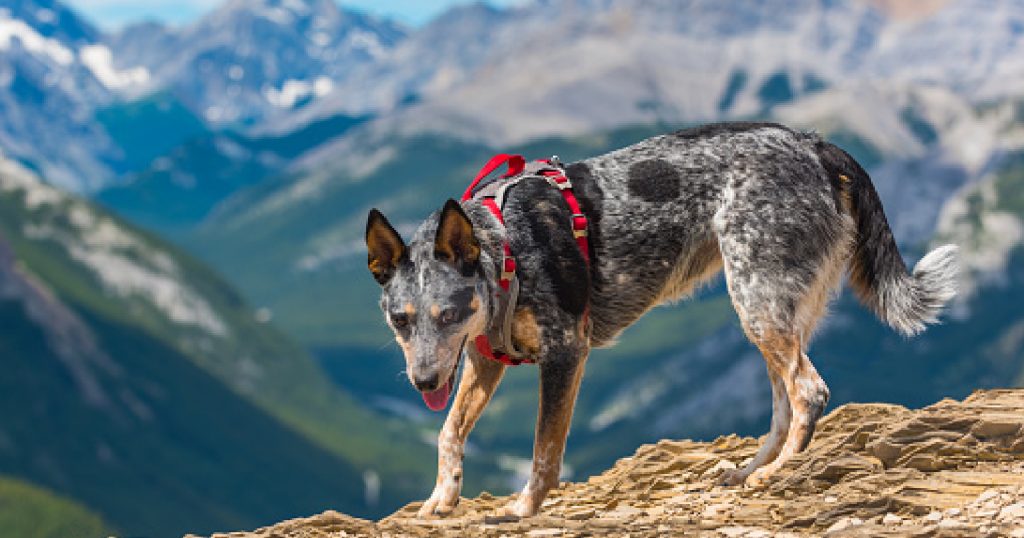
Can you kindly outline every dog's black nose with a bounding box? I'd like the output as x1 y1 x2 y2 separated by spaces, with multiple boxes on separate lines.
413 372 440 392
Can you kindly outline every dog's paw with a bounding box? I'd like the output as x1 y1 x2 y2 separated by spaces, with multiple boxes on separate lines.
743 466 776 489
483 507 522 524
416 490 460 518
483 492 540 523
718 468 749 487
503 495 540 518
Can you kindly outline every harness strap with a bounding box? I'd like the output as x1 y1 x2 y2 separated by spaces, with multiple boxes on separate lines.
464 154 590 366
462 154 526 202
540 167 590 262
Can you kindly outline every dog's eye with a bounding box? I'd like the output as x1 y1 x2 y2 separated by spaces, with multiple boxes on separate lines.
391 313 410 329
438 308 458 326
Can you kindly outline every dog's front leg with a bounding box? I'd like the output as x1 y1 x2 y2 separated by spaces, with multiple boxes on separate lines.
505 346 588 517
418 349 505 518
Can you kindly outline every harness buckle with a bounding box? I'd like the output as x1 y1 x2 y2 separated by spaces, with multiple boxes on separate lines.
546 174 573 190
500 255 517 282
570 214 588 238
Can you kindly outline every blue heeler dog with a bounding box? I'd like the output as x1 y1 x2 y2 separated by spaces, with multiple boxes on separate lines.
365 122 959 518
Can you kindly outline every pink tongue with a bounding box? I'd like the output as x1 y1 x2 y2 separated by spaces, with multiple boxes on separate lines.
422 378 452 411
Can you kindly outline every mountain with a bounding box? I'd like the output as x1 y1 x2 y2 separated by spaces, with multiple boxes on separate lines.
190 389 1024 537
0 0 140 190
4 0 1024 531
282 0 1024 145
107 0 406 126
96 109 369 239
0 0 405 192
0 156 435 536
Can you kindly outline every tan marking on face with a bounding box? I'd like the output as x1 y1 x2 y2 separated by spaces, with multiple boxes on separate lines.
396 335 414 364
430 304 441 318
470 295 480 311
512 307 542 355
404 302 416 316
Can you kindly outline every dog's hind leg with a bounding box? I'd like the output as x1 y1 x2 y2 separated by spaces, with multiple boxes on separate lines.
719 246 845 486
740 219 851 486
743 333 829 487
418 349 505 518
713 172 850 487
720 367 791 486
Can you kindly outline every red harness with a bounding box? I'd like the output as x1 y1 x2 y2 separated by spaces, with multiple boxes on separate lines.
461 154 591 366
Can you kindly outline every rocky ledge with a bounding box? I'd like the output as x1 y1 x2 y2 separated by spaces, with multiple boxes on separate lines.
193 389 1024 537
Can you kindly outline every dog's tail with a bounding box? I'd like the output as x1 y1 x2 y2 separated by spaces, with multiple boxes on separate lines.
816 140 959 337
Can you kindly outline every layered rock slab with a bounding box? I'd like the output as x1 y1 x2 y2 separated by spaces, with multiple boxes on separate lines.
194 389 1024 537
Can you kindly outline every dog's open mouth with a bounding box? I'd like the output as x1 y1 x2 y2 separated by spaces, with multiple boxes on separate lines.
420 337 466 412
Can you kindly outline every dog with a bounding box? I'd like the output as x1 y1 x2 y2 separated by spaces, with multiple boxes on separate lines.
365 122 959 518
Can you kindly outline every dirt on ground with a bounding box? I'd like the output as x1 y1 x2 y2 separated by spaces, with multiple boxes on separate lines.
190 389 1024 537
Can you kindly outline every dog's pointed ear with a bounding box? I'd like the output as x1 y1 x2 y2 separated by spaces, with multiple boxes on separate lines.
434 199 480 274
366 209 406 285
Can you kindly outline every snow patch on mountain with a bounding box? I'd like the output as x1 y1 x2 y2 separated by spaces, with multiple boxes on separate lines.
79 44 149 90
0 156 227 336
108 0 407 126
0 10 74 65
0 154 66 207
264 76 333 108
63 208 229 337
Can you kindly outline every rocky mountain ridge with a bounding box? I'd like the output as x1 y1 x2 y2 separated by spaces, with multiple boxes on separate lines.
192 389 1024 538
108 0 406 126
0 0 128 189
282 0 1024 147
6 0 1024 192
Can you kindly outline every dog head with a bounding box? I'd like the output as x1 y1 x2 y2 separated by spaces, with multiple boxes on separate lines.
366 199 491 411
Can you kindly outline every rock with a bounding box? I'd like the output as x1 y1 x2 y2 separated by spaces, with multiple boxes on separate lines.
998 502 1024 521
825 516 863 533
526 529 564 537
188 389 1024 538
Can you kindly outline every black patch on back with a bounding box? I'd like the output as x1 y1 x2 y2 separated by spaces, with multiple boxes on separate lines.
566 162 603 286
506 178 590 318
627 159 681 201
674 121 792 140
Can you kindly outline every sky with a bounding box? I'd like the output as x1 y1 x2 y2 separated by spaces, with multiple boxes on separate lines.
64 0 521 29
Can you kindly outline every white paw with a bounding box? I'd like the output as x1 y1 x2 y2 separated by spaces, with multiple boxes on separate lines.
744 466 775 488
502 495 538 518
719 468 749 487
416 484 460 518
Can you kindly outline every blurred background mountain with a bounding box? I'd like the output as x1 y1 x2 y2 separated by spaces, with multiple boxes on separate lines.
0 0 1023 536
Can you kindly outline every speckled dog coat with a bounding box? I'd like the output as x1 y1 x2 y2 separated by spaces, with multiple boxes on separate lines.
365 122 959 518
